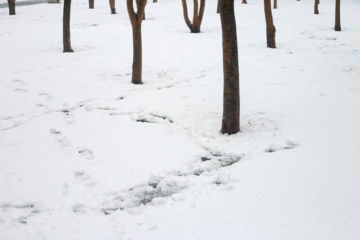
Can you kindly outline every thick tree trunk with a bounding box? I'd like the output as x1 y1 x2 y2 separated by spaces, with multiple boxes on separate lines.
264 0 276 48
63 0 73 52
274 0 277 9
335 0 341 31
181 0 205 33
219 0 240 135
89 0 94 9
131 25 142 84
8 0 15 15
314 0 319 14
109 0 116 14
128 0 146 84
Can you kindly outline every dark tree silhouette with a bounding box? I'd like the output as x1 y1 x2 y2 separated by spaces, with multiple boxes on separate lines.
335 0 341 31
109 0 116 14
63 0 73 52
127 0 147 84
219 0 240 135
7 0 15 15
314 0 319 14
181 0 206 33
264 0 276 48
89 0 94 9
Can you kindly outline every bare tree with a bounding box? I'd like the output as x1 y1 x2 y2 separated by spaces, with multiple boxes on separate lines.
109 0 116 14
264 0 276 48
127 0 147 84
219 0 240 135
181 0 206 33
335 0 341 31
63 0 73 52
89 0 94 9
314 0 319 14
7 0 15 15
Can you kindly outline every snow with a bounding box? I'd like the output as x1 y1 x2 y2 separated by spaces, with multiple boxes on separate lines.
1 0 360 239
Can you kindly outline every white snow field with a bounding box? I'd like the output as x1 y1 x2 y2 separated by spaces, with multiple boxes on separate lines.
1 0 360 239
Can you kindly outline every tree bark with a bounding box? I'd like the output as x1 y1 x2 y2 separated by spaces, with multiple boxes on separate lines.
264 0 276 48
127 0 146 84
274 0 277 9
63 0 73 52
8 0 15 15
89 0 94 9
109 0 116 14
181 0 206 33
314 0 319 14
335 0 341 31
219 0 240 135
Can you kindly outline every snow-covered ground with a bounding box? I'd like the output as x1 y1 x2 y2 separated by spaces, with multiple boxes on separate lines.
1 0 360 239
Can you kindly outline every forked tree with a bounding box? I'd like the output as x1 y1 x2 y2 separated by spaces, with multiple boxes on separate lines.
264 0 276 48
89 0 94 9
314 0 319 14
63 0 73 52
7 0 15 15
181 0 205 33
136 0 146 20
219 0 240 135
127 0 147 84
335 0 341 31
109 0 116 14
274 0 277 9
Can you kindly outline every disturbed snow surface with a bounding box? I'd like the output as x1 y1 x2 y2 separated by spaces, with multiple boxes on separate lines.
1 0 360 239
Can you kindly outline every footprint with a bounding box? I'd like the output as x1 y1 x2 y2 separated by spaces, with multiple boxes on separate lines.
50 128 70 148
265 138 299 153
74 171 97 187
78 148 94 160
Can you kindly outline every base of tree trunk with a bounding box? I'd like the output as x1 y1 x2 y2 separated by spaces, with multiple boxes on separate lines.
335 25 341 31
267 26 276 48
63 49 74 53
8 0 15 15
89 0 94 9
111 8 116 14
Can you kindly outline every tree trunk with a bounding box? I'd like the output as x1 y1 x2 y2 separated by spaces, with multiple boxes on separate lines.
89 0 94 9
8 0 15 15
217 0 220 13
219 0 240 135
335 0 341 31
242 0 247 4
264 0 276 48
136 0 146 20
109 0 116 14
153 0 157 2
63 0 73 52
128 0 146 84
181 0 205 33
314 0 319 14
274 0 277 9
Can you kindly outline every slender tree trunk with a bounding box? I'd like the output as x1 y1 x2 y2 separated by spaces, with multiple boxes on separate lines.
128 0 146 84
314 0 319 14
335 0 341 31
136 0 146 20
264 0 276 48
219 0 240 135
63 0 73 52
274 0 277 9
217 0 220 13
181 0 205 33
8 0 15 15
109 0 116 14
89 0 94 9
242 0 247 4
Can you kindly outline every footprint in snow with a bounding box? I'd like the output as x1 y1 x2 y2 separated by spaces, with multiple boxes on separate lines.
265 138 299 153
